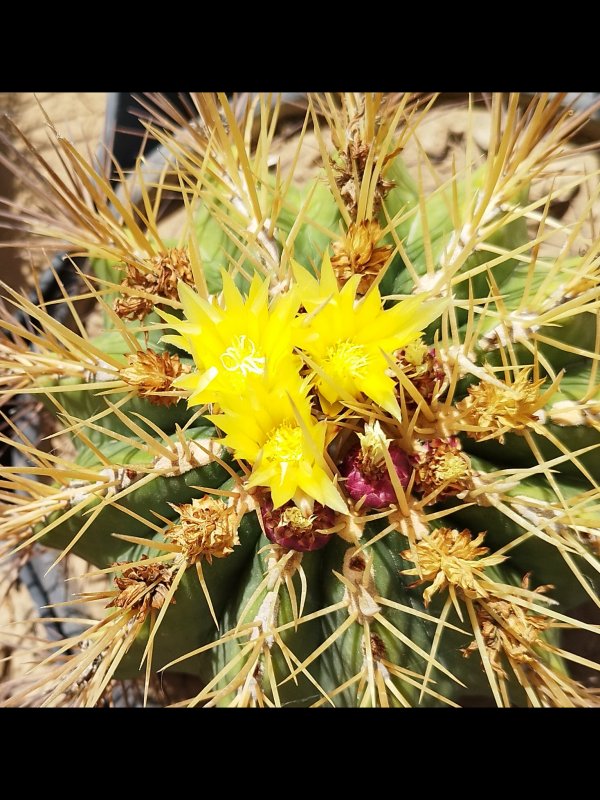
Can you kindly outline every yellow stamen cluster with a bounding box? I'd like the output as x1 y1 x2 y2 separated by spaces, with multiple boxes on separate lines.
120 350 189 406
324 340 369 381
457 368 546 443
280 506 314 531
401 527 506 606
358 421 391 475
263 422 304 465
165 497 239 565
402 339 429 367
331 220 393 293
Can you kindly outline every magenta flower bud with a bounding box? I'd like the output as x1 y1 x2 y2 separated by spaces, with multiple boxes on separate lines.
340 422 411 509
260 498 335 552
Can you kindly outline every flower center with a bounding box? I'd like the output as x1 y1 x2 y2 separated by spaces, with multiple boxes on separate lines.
358 420 390 473
220 335 265 377
263 422 303 464
436 452 469 482
280 506 314 531
324 340 369 380
402 338 428 367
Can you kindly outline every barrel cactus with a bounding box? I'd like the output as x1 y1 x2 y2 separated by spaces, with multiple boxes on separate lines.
1 92 599 707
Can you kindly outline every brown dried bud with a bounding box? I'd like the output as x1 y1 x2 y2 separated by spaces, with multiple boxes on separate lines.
108 555 174 618
120 349 189 406
331 220 393 293
114 248 194 321
114 292 156 322
332 130 394 218
165 496 239 565
149 247 194 298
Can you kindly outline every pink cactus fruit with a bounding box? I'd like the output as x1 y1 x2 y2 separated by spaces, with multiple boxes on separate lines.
341 421 411 509
259 496 336 552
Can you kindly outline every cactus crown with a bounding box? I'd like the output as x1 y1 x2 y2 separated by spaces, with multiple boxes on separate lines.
1 92 600 707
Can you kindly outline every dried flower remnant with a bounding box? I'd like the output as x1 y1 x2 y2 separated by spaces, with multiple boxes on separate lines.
165 496 240 564
120 350 189 406
341 421 411 508
114 248 194 321
412 437 472 499
332 116 394 217
113 271 156 321
151 247 194 296
462 598 550 679
457 368 546 443
107 555 174 617
401 527 506 606
260 496 336 552
396 341 446 405
331 220 393 293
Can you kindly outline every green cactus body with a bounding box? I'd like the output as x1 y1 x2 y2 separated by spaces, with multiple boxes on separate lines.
116 512 261 679
39 426 231 566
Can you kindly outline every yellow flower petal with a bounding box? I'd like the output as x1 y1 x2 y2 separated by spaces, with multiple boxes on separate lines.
293 252 445 416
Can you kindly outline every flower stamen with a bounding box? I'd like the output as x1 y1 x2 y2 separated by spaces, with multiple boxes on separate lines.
324 340 369 381
263 421 304 465
220 335 266 377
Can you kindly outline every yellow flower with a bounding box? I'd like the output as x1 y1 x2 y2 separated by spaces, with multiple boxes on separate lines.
160 271 301 407
292 254 444 418
207 379 347 513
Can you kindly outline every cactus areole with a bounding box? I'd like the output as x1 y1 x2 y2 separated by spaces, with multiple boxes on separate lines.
1 92 600 708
